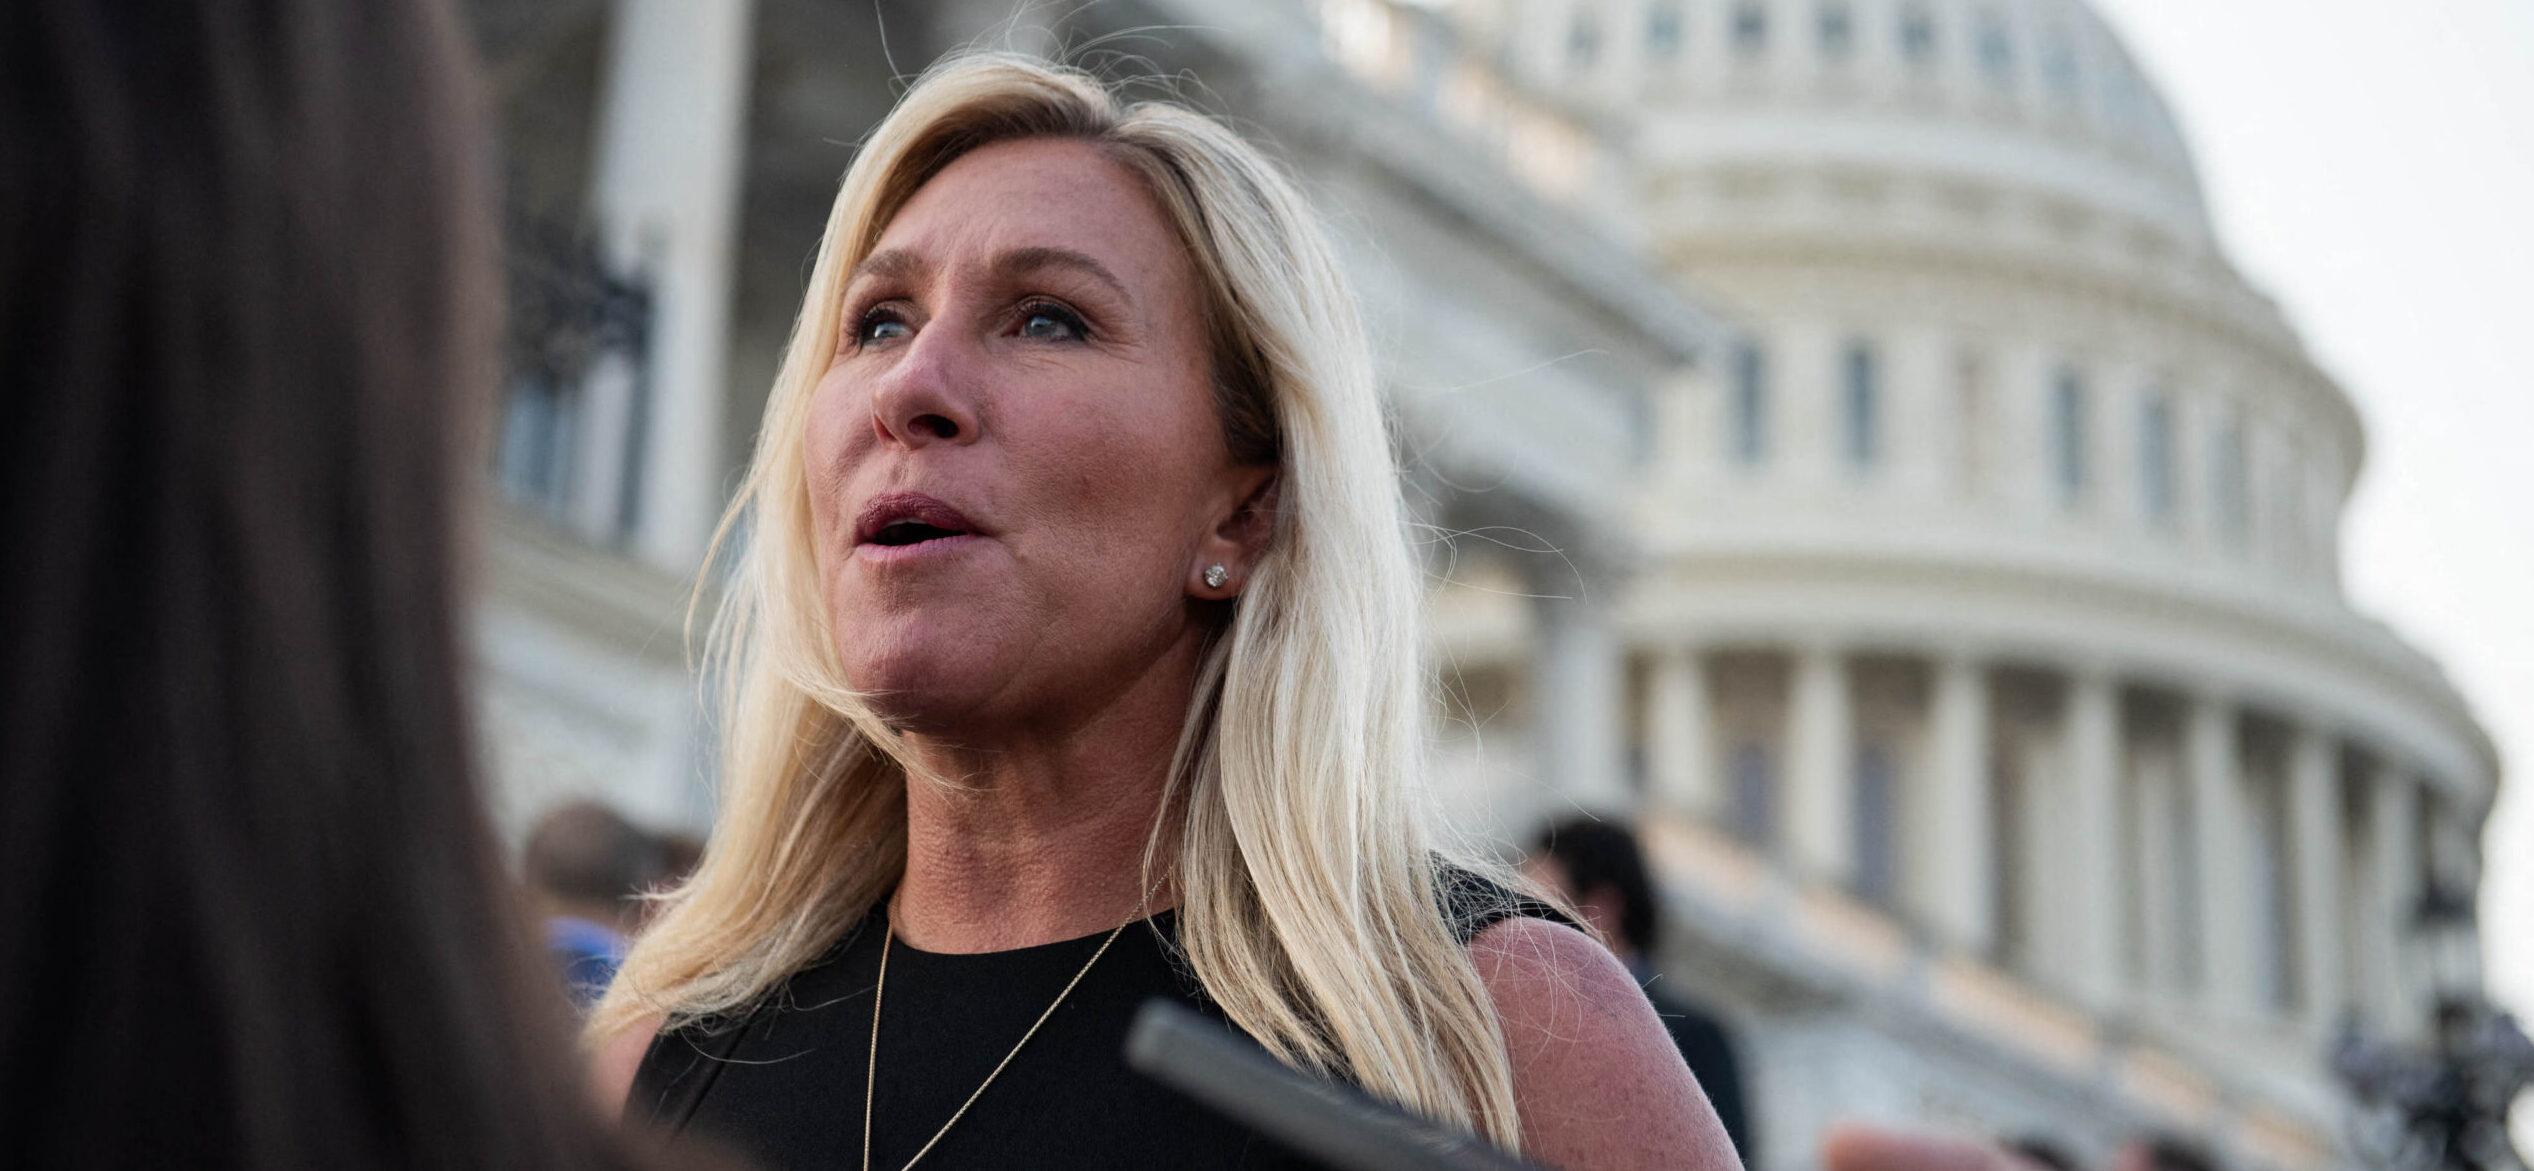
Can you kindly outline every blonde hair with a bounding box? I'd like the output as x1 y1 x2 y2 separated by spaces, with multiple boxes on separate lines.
590 52 1528 1145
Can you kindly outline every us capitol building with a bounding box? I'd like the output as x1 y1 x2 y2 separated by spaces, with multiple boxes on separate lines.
464 1 2499 1168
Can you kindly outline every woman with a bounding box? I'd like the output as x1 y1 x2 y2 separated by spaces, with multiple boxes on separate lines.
0 0 651 1165
592 53 1731 1171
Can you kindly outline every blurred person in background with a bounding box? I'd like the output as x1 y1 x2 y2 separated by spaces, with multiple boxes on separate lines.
0 0 661 1164
526 800 677 1009
1528 818 1755 1167
590 52 1734 1171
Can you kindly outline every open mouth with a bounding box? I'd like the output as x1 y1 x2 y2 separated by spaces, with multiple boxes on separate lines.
869 520 967 547
854 491 982 554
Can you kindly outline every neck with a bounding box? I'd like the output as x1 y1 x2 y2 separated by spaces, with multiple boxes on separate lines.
888 639 1202 953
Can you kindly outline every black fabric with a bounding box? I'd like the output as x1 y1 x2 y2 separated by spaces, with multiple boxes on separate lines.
629 872 1567 1170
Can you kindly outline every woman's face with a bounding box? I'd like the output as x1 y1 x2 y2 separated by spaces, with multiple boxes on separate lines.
805 136 1266 738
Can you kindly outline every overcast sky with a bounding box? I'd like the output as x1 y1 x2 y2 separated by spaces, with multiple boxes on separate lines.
2083 0 2534 1022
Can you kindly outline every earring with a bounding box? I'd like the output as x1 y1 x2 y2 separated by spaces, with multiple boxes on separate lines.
1203 564 1230 589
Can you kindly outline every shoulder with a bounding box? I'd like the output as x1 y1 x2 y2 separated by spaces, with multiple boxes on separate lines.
591 1013 664 1115
1469 917 1739 1171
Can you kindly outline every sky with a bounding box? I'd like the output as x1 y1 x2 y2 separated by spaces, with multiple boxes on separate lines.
2083 0 2534 1023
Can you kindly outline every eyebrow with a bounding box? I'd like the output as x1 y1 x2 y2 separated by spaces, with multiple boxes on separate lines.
993 246 1134 308
846 245 1136 310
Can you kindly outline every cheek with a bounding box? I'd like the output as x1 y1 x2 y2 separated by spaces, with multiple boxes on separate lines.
1014 396 1218 575
802 368 867 532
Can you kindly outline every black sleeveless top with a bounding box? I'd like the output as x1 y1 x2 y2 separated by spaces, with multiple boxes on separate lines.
628 875 1562 1170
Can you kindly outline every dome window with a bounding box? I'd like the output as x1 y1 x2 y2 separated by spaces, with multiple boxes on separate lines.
1647 2 1686 59
1569 8 1603 69
1732 0 1769 59
2139 393 2178 525
1817 1 1856 61
1842 340 1880 472
2042 30 2081 102
2051 366 2090 507
1976 10 2014 88
1898 3 1938 67
1731 341 1770 467
2213 418 2250 549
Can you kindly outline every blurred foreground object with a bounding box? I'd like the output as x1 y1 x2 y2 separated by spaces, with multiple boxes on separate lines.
1125 999 1541 1171
0 0 658 1163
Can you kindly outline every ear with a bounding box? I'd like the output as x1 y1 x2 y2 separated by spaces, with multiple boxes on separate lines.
1190 466 1277 599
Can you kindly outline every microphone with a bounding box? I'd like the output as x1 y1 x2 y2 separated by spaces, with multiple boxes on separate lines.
1125 999 1542 1171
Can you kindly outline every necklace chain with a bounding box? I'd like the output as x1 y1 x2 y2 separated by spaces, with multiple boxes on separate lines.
861 887 1159 1171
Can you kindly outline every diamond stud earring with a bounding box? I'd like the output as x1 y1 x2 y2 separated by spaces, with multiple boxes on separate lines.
1203 564 1230 589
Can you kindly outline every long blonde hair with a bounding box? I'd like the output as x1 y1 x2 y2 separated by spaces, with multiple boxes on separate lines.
590 52 1528 1145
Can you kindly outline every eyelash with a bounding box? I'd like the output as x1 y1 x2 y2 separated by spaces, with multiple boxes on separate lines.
845 298 1093 350
1013 299 1090 342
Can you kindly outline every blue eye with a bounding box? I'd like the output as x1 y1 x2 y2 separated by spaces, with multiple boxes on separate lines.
854 308 911 346
1017 302 1088 342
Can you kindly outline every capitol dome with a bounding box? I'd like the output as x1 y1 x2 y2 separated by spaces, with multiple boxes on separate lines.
1423 0 2498 1156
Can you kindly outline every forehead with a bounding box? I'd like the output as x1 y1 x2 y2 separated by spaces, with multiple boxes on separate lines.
871 137 1191 292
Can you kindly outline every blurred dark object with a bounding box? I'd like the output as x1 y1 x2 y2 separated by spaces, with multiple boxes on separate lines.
2139 1134 2221 1171
2005 1135 2081 1171
2332 882 2534 1171
1125 998 1541 1171
1529 817 1756 1167
0 0 647 1165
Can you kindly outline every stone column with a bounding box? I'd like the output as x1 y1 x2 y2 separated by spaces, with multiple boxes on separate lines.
2287 720 2347 1032
590 0 757 571
1647 646 1719 822
1787 644 1855 886
2368 768 2424 1034
1533 592 1630 814
1923 652 1995 955
2062 668 2125 1009
2188 693 2258 1019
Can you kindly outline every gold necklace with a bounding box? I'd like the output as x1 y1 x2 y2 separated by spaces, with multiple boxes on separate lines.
860 897 1150 1171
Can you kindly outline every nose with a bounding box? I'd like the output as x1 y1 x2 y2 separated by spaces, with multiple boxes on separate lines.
869 326 982 448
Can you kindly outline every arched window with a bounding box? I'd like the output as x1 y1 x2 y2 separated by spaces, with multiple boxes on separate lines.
2051 366 2088 505
1842 340 1880 471
1732 340 1770 467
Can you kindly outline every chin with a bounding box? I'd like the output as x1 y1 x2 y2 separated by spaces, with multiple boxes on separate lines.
837 617 1008 735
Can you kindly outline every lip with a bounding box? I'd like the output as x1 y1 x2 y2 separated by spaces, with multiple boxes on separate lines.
852 490 987 558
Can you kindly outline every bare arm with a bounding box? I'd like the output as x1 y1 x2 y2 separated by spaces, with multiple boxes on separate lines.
590 1014 664 1116
1471 917 1738 1171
